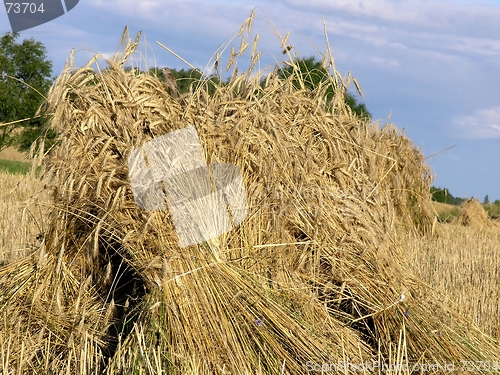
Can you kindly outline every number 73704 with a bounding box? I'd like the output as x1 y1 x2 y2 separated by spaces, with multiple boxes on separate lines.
5 3 45 13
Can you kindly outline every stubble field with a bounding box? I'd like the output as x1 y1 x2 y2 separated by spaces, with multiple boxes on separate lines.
1 167 499 346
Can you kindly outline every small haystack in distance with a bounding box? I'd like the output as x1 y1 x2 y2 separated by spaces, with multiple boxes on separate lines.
454 198 493 228
1 16 499 374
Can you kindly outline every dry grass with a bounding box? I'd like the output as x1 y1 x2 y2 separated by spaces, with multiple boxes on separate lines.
0 172 46 263
0 147 29 162
432 201 461 223
454 198 493 228
403 223 500 339
0 16 499 374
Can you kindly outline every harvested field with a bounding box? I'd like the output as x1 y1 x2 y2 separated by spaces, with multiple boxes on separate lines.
0 19 499 374
403 223 500 339
0 147 29 162
432 201 461 223
0 172 45 263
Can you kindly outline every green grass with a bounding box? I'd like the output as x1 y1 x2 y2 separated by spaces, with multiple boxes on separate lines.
432 202 461 223
436 207 460 223
0 158 31 175
484 202 500 219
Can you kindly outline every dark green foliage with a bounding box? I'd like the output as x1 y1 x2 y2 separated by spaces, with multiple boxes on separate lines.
0 32 53 151
430 186 466 205
484 200 500 219
17 127 57 152
344 91 370 121
430 186 451 204
124 66 142 76
278 57 334 98
149 67 220 96
169 68 202 94
277 56 371 120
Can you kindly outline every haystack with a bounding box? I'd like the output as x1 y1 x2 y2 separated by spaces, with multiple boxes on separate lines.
1 19 499 374
454 198 493 228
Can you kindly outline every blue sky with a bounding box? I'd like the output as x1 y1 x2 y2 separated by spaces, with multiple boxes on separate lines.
1 0 499 201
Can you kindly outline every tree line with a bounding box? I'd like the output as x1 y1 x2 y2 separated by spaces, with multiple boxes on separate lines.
430 186 466 206
431 186 500 217
0 32 53 152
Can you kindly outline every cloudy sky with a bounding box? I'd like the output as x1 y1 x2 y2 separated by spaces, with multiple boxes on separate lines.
2 0 499 201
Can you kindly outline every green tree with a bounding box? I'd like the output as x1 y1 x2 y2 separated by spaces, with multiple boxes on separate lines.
430 186 451 204
483 195 489 204
430 186 466 206
277 56 371 120
0 32 53 152
485 199 500 219
149 67 219 96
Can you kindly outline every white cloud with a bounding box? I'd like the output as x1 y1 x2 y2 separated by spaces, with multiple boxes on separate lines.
278 0 500 60
281 0 500 34
88 0 249 34
370 57 400 68
71 0 500 75
453 107 500 139
451 36 500 56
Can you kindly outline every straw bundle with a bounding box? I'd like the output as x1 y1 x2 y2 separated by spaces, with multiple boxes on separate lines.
1 23 498 374
454 198 493 228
